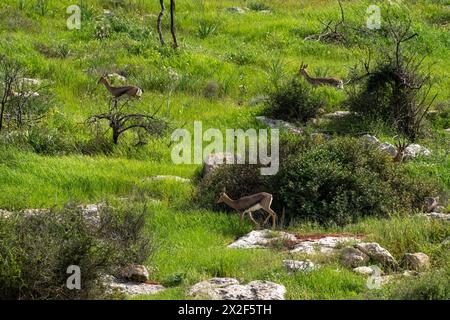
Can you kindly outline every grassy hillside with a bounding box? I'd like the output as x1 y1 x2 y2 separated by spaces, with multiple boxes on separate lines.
0 0 449 300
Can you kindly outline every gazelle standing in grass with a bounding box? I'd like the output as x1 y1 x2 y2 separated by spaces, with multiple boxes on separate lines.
299 62 344 90
393 135 410 163
98 75 143 101
217 192 277 229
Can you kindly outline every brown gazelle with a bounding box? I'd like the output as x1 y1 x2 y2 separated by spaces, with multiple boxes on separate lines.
217 192 277 229
98 75 143 100
299 62 344 90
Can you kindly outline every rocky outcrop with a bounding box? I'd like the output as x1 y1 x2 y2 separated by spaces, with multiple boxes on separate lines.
356 243 397 268
283 260 317 273
228 230 297 249
400 253 430 271
256 116 303 134
340 247 370 268
188 278 286 300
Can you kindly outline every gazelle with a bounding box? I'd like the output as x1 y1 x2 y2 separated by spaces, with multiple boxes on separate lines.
97 75 143 100
299 63 344 90
217 192 277 229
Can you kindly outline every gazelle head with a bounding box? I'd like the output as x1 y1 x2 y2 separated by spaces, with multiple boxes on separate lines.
217 188 228 204
393 135 410 163
299 62 309 76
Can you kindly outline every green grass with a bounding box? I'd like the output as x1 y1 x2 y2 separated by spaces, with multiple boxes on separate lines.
0 0 449 300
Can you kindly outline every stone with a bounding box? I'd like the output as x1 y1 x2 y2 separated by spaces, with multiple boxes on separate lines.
147 175 191 183
226 7 246 14
188 278 286 300
0 209 12 219
403 144 431 161
356 243 397 268
118 264 149 282
79 203 101 226
290 236 360 255
103 275 165 297
228 229 297 249
353 266 377 276
256 116 303 134
423 212 450 221
203 152 238 176
340 247 370 268
283 260 317 273
444 128 450 133
323 111 353 119
441 237 450 245
425 197 439 213
361 134 380 145
107 73 127 83
379 142 397 158
400 253 430 271
402 270 420 277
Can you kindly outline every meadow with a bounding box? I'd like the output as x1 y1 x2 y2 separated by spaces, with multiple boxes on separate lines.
0 0 449 300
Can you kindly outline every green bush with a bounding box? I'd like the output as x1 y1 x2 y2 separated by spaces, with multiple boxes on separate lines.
0 203 153 300
277 137 438 225
265 77 324 123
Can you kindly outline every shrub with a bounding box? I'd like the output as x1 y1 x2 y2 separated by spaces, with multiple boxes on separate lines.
277 137 438 225
265 77 324 123
0 203 153 300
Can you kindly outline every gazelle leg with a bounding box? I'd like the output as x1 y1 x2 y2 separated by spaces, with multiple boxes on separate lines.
263 208 278 229
239 211 244 226
245 210 260 229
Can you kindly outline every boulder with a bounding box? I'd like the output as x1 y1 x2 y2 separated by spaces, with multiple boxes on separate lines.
340 247 370 268
283 260 317 273
323 111 353 119
256 116 303 134
188 278 286 300
403 144 431 160
228 229 297 249
445 128 450 133
361 134 380 145
226 7 247 14
423 212 450 221
0 209 12 219
107 73 127 83
118 264 149 282
379 142 397 158
356 243 397 268
203 152 237 176
400 253 430 271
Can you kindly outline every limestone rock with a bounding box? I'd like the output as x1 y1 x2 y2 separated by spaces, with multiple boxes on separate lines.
356 243 397 268
340 247 370 268
323 111 353 119
361 134 380 145
400 253 430 271
118 264 149 283
379 142 397 158
103 275 164 297
228 230 297 249
283 260 317 273
403 144 431 160
188 278 286 300
353 266 377 276
290 236 360 255
423 212 450 221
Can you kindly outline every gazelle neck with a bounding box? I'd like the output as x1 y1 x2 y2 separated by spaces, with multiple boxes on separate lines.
101 78 114 93
222 194 239 210
301 69 313 81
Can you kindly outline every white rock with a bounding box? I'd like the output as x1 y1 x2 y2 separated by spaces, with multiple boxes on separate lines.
353 266 377 276
323 111 353 119
444 128 450 133
403 144 431 160
188 278 286 300
290 236 360 255
356 243 397 268
283 260 317 273
203 152 238 176
379 142 397 158
340 247 370 268
256 116 303 134
103 275 165 297
147 175 190 183
107 73 127 83
0 209 12 219
229 229 297 249
423 212 450 221
226 7 246 14
19 78 42 87
361 134 380 145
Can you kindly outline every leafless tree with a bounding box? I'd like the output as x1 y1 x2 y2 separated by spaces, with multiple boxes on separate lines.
157 0 178 48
